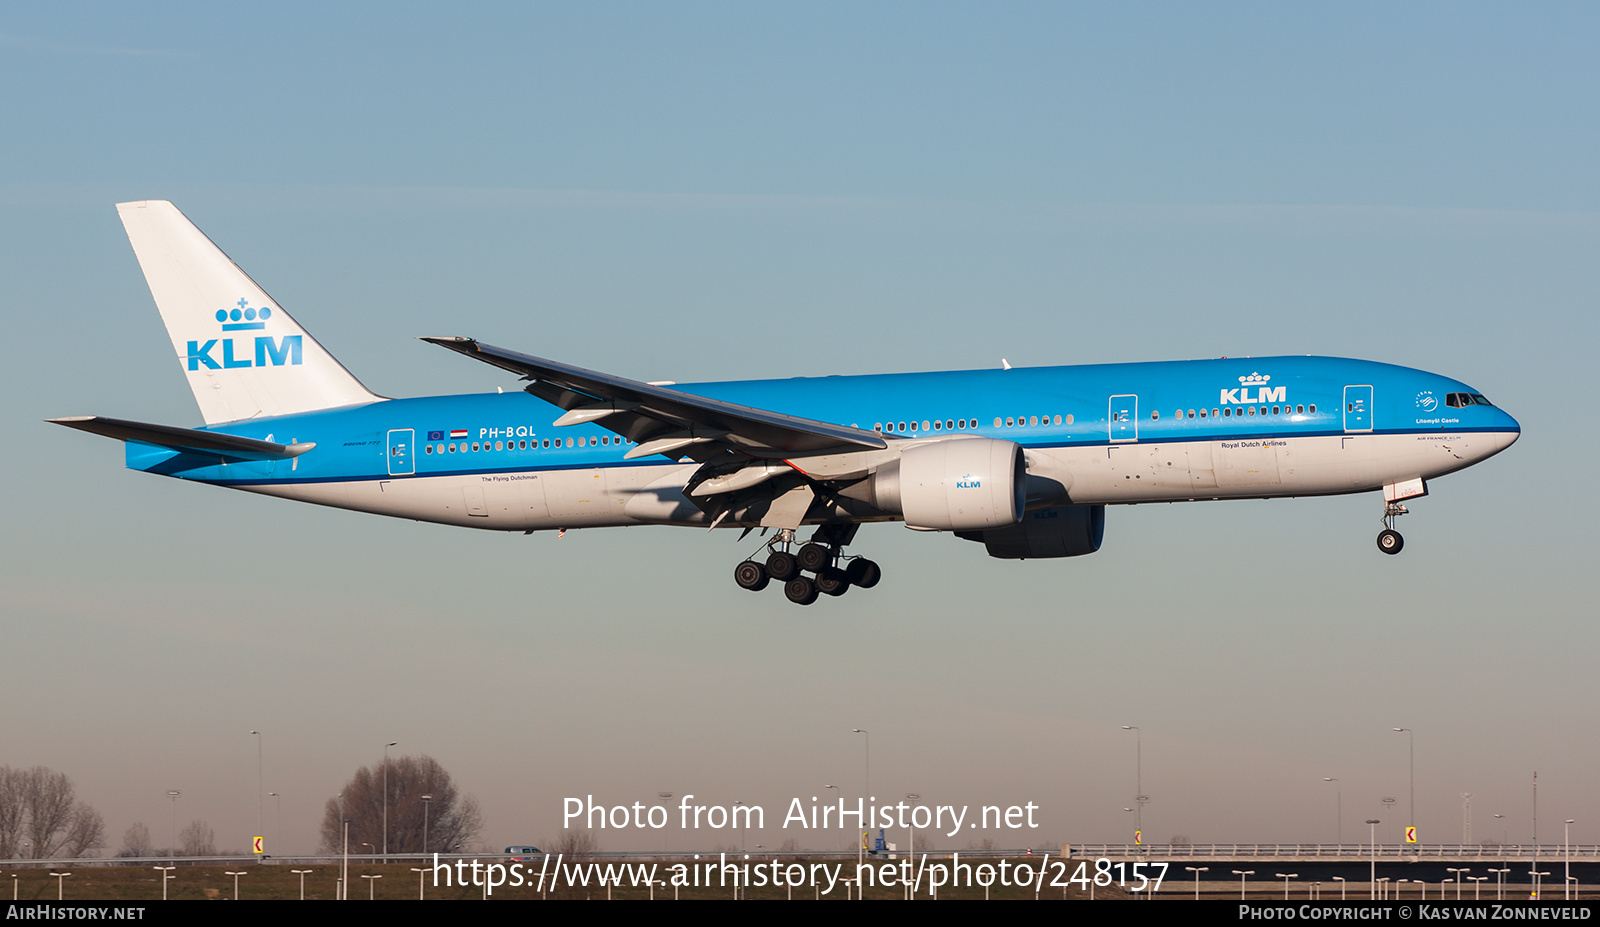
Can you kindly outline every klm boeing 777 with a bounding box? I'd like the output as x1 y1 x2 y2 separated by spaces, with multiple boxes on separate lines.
52 201 1521 605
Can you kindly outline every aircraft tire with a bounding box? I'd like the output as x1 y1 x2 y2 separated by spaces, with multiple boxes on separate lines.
767 551 799 581
734 560 770 591
1377 529 1404 555
784 576 819 605
796 543 831 572
845 558 882 588
815 566 850 596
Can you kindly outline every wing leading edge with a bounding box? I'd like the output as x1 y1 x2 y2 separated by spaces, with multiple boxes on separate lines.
421 337 887 460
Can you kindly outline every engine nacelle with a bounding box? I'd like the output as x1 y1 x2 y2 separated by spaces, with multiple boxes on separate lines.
956 504 1106 559
867 438 1025 531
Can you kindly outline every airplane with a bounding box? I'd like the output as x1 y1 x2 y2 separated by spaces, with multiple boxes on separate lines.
52 201 1521 605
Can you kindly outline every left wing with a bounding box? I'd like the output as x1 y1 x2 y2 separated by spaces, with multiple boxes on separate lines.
421 337 886 461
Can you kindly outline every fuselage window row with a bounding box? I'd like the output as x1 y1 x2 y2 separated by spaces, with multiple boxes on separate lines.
421 434 636 456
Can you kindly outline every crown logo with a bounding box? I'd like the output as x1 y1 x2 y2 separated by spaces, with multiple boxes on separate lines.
216 298 272 331
1238 372 1271 384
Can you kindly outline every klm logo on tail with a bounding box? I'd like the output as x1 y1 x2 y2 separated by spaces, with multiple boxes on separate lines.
186 299 302 371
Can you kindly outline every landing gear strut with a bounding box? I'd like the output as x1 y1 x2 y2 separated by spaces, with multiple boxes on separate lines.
733 525 882 604
1377 502 1407 555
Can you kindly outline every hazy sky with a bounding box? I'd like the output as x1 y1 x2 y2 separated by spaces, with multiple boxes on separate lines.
2 2 1596 856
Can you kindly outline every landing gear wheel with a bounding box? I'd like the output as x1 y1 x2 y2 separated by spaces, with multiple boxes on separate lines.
734 560 770 591
784 576 819 605
845 558 881 589
814 566 850 596
1377 529 1404 555
767 550 799 581
796 543 832 573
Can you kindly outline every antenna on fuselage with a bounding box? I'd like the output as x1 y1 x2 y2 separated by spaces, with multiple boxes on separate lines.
1001 358 1012 370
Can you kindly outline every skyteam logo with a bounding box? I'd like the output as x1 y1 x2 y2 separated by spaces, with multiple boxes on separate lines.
186 298 302 371
1220 372 1286 406
1416 390 1438 412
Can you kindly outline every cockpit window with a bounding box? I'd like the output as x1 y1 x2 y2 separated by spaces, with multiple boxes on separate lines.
1446 392 1495 408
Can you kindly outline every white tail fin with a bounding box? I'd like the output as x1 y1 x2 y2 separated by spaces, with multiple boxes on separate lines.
117 200 382 424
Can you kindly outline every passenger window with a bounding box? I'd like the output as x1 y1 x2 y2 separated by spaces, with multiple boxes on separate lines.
993 418 1002 428
1006 417 1014 427
1309 404 1316 414
1065 414 1073 424
1187 410 1195 419
1248 407 1256 416
922 421 930 431
933 420 942 430
1053 415 1062 425
1151 411 1159 420
1199 409 1207 418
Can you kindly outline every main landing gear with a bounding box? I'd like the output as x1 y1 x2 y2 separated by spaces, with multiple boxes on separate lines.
733 525 882 605
1377 502 1407 555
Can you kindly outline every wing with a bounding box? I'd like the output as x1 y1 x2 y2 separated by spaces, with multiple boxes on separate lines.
421 337 887 461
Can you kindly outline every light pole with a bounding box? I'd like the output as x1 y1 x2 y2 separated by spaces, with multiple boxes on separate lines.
905 793 921 872
269 792 281 855
1324 778 1342 844
1565 820 1575 900
1234 869 1255 900
49 872 69 900
734 801 747 852
1393 728 1414 849
1122 726 1147 846
291 869 313 900
153 866 175 901
341 818 350 901
225 870 247 901
420 794 433 858
1186 866 1208 900
1366 819 1381 899
361 873 382 900
1448 867 1469 900
1332 875 1347 900
1277 873 1298 899
166 790 181 865
382 741 397 857
1490 866 1510 900
1469 876 1487 899
250 730 263 850
411 867 428 900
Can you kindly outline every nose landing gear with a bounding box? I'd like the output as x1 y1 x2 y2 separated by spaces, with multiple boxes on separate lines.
1377 502 1407 555
733 526 882 604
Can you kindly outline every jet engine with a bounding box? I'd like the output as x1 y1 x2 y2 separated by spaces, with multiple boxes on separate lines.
864 437 1025 531
956 504 1106 559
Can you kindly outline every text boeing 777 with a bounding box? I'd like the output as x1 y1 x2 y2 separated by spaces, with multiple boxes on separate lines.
53 201 1520 605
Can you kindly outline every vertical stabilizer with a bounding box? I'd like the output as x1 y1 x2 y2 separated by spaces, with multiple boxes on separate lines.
116 200 382 424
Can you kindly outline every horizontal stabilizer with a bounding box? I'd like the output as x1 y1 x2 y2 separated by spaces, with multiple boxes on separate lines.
48 416 315 460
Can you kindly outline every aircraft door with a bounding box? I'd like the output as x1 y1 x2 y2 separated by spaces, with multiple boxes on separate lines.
386 429 415 475
1343 386 1373 433
1108 395 1139 443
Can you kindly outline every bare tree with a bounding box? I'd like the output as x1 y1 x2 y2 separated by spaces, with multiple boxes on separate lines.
552 829 598 858
0 767 24 859
118 822 155 858
179 820 215 857
319 755 481 855
0 766 105 859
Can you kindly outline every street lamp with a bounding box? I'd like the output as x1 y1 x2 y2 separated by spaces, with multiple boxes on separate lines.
1392 728 1414 849
1276 873 1298 899
1448 867 1469 900
1489 866 1510 901
382 741 398 857
48 872 70 900
411 867 428 900
1122 726 1148 846
249 730 263 850
269 792 281 855
1233 869 1255 899
361 873 382 900
1332 875 1347 900
1565 820 1575 900
224 870 247 901
153 867 175 901
1469 876 1487 899
290 869 313 900
421 794 433 858
1366 819 1381 899
1324 778 1342 844
166 790 181 865
1186 866 1208 900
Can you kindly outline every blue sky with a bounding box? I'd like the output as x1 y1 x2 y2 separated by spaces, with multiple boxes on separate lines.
2 3 1596 857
